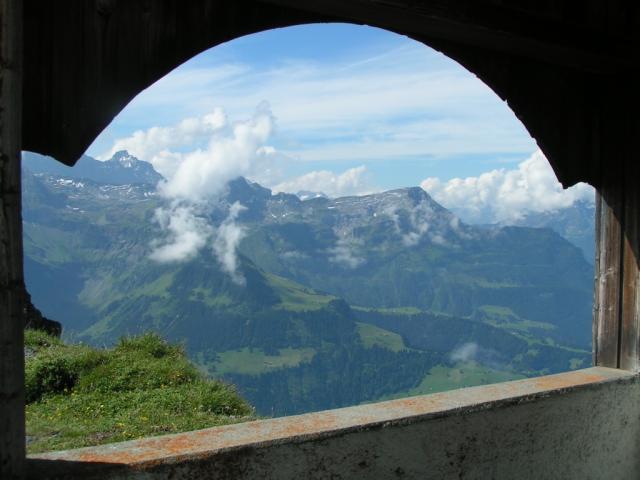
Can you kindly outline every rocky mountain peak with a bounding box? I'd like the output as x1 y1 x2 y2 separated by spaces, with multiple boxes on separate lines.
297 190 328 201
109 150 139 167
22 151 164 186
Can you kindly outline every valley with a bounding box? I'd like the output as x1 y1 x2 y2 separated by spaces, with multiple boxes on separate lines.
22 152 593 416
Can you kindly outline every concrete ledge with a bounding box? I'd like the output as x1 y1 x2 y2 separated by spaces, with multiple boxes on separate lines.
28 367 640 479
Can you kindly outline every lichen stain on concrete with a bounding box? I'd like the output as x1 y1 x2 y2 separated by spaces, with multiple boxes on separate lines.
31 367 635 476
530 372 605 390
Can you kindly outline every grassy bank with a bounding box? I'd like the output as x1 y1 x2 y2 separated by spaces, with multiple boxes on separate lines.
25 330 254 453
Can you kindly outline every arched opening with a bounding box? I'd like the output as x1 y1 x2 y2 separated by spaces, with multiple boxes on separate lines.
22 23 596 453
4 2 639 479
23 4 589 187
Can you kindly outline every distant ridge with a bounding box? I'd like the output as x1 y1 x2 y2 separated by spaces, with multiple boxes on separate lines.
508 200 595 264
296 190 328 201
22 168 593 415
22 150 164 186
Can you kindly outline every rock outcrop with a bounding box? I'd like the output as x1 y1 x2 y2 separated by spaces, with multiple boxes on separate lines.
23 288 61 337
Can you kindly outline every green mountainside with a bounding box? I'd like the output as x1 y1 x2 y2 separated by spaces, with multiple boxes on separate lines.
511 200 595 264
22 154 593 416
237 191 592 347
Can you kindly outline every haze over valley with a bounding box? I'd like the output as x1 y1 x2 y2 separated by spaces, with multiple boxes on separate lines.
23 151 593 415
22 23 597 418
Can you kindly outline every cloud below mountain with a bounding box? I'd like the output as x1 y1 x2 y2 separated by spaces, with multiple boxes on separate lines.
328 237 365 269
106 102 379 278
213 202 248 285
420 150 594 224
149 205 213 263
148 105 276 282
449 341 506 370
450 342 479 362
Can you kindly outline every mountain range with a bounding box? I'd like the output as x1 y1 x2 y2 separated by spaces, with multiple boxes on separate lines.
22 150 164 185
21 151 594 415
510 201 595 263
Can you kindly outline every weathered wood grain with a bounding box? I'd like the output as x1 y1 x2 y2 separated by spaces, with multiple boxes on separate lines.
19 0 639 191
0 0 25 478
261 0 635 71
620 152 640 371
593 89 640 371
593 185 624 368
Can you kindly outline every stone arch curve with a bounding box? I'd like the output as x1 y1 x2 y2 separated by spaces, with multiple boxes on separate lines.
22 0 638 188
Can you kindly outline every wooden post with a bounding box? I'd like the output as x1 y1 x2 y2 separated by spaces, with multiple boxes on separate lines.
0 0 25 478
593 185 624 368
619 155 640 371
593 145 640 371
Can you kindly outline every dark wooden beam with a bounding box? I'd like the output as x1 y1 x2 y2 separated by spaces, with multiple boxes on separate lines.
0 0 26 478
593 95 640 370
21 0 327 166
594 179 640 371
259 0 637 73
21 0 640 191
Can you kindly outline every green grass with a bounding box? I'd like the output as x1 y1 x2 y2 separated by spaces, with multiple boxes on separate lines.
206 347 317 375
189 287 233 308
23 224 77 264
135 272 175 298
478 305 556 332
377 362 526 401
77 274 116 308
25 330 254 453
356 322 406 352
352 305 422 315
478 305 517 317
267 273 336 311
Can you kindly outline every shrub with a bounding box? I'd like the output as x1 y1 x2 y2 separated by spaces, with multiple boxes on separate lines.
24 328 62 350
25 344 106 402
115 332 182 358
77 333 198 393
25 355 77 403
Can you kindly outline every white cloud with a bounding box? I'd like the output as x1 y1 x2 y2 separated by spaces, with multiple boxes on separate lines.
213 202 247 285
158 104 275 202
328 237 365 269
402 204 432 247
150 201 249 285
104 101 378 201
450 342 479 362
88 30 536 165
383 201 460 247
449 216 472 240
280 250 308 260
272 165 373 198
449 341 506 369
147 105 277 283
149 205 212 263
256 57 534 162
122 65 250 111
101 108 227 178
421 150 594 224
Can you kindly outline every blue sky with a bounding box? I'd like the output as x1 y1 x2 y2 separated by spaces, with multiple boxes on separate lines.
88 23 538 193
